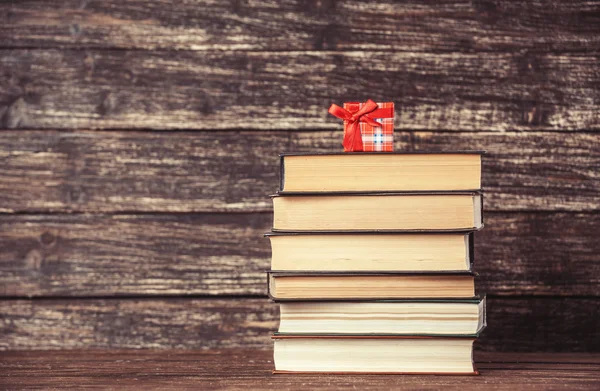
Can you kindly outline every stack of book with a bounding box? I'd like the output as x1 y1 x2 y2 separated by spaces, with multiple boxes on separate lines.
266 152 486 374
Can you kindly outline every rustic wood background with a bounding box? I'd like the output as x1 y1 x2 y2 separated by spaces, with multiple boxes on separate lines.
0 0 599 351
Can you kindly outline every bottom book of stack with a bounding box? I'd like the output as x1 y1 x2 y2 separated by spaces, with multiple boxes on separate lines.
272 297 486 374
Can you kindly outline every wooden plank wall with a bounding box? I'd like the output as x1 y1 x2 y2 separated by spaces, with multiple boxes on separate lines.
0 0 599 351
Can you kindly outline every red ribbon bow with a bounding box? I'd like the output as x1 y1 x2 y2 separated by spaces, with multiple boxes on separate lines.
328 99 382 152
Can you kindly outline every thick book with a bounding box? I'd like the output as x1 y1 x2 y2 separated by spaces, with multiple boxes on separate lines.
266 231 474 271
279 151 484 192
267 271 477 300
272 335 479 374
272 191 483 232
276 297 486 335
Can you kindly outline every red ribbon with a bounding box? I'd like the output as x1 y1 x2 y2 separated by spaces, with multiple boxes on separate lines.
328 99 383 152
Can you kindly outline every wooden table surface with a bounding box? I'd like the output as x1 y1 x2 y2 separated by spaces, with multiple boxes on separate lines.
1 350 599 390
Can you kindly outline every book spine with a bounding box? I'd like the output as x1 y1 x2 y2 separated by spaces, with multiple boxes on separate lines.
469 232 475 269
266 271 276 300
279 155 285 192
480 192 485 226
482 296 488 330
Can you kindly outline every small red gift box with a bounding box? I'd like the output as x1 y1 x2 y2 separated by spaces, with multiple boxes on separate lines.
329 100 395 152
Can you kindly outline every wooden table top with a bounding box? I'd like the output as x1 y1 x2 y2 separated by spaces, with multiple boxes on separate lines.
1 349 599 390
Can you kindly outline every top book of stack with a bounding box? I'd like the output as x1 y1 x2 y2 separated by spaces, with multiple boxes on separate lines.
279 152 484 193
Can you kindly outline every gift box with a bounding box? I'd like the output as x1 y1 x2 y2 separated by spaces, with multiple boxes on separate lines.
329 100 395 152
344 102 394 152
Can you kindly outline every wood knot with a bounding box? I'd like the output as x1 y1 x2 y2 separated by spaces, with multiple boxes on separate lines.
473 0 500 24
306 0 337 14
24 249 44 271
298 0 336 18
198 94 214 115
123 70 136 82
98 92 117 116
67 186 84 203
516 52 541 76
314 24 338 50
40 232 57 247
69 23 82 37
83 53 95 80
521 102 549 126
230 0 248 14
2 97 27 128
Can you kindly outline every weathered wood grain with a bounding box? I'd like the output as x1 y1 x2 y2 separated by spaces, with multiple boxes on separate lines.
0 298 278 350
0 130 366 213
480 297 600 352
1 351 600 390
1 297 598 351
1 50 598 131
411 131 600 212
1 1 599 52
1 212 598 297
0 0 596 360
1 351 599 391
0 213 271 297
0 130 598 213
474 212 600 297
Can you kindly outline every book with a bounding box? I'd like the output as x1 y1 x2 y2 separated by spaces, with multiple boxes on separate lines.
267 232 474 271
267 272 477 300
277 297 486 335
272 335 478 374
272 192 483 231
279 152 484 192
